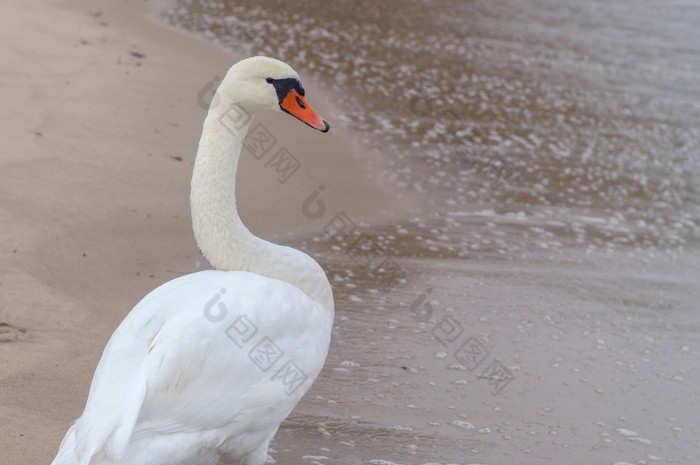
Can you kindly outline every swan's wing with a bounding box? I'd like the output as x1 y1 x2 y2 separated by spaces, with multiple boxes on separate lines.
62 270 331 464
67 272 206 463
130 271 332 436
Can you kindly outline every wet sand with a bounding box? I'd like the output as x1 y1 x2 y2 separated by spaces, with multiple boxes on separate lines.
2 0 700 465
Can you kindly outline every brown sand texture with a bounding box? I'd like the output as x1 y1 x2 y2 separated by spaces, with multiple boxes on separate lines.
0 1 394 463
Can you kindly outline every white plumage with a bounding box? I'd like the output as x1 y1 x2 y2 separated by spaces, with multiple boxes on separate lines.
51 57 334 465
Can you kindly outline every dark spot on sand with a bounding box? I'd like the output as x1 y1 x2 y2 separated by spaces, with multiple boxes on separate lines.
0 322 26 343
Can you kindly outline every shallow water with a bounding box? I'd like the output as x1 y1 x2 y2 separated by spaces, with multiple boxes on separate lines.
160 1 700 463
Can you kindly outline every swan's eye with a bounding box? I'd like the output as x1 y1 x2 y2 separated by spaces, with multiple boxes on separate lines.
266 77 275 84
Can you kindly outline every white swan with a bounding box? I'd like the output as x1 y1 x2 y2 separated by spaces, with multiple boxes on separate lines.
51 56 334 465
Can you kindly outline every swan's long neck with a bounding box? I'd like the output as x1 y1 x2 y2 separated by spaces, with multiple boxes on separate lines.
191 102 334 312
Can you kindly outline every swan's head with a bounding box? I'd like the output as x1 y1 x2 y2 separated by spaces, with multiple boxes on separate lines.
218 56 329 132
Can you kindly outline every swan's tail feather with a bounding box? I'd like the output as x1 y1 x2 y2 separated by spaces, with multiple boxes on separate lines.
50 421 101 465
50 423 79 465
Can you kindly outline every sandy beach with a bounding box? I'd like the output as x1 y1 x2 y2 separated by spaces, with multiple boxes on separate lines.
0 0 392 463
3 1 700 464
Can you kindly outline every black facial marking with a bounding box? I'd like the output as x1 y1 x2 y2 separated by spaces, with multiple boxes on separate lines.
267 77 305 105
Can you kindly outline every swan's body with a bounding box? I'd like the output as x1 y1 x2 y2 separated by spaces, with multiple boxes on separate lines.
51 57 334 465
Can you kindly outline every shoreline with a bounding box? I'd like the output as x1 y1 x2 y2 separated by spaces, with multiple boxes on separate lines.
5 1 698 464
0 0 396 463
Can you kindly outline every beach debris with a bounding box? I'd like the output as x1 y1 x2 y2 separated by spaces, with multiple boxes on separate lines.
0 322 26 343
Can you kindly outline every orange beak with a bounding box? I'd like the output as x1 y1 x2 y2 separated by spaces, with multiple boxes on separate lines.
280 89 330 133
